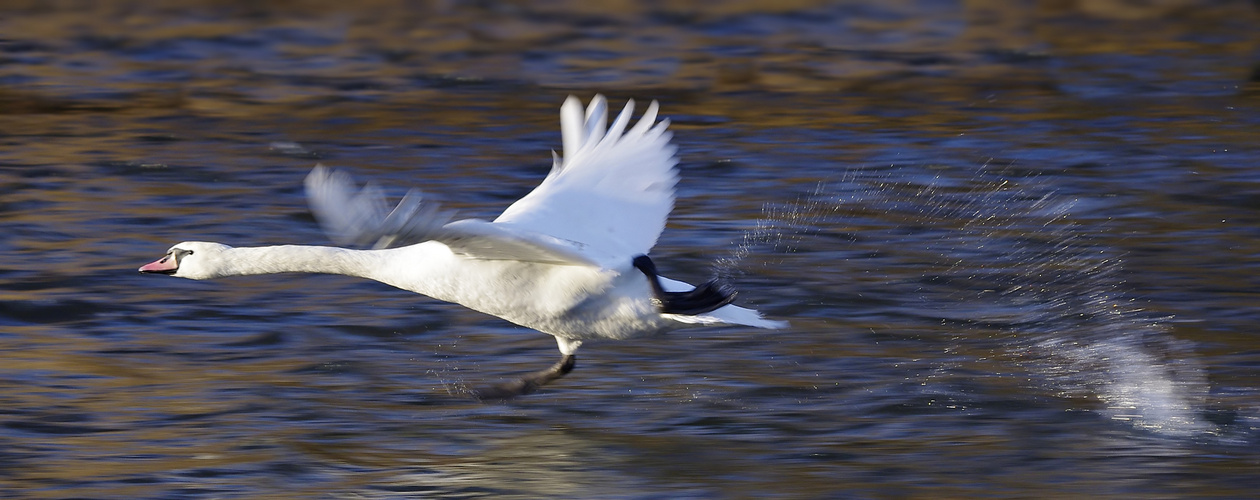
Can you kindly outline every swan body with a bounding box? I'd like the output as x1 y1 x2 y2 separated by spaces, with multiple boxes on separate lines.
141 95 786 397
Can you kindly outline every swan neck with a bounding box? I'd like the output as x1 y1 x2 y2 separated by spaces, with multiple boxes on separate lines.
216 245 382 279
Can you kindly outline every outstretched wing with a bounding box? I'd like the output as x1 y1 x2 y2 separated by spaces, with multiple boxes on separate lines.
304 95 678 269
305 166 599 266
493 95 679 267
304 165 454 249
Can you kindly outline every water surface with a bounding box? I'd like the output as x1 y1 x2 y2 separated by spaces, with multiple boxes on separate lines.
2 1 1259 498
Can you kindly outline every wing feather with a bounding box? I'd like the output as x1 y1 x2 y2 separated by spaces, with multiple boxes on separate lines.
560 96 586 161
304 95 678 269
494 95 678 268
304 165 454 249
436 219 601 266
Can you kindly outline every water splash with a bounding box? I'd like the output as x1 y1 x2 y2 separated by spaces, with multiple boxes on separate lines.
713 182 844 283
722 165 1212 437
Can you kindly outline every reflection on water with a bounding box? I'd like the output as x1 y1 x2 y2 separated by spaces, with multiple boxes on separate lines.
2 0 1259 498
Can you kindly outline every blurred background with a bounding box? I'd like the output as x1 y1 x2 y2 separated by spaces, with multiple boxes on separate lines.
1 0 1258 498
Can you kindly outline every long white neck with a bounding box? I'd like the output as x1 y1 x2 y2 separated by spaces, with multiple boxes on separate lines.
207 245 387 281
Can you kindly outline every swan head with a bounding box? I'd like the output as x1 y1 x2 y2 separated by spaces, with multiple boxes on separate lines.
139 241 234 280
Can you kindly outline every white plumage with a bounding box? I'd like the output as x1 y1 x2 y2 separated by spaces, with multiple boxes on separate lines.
141 95 786 398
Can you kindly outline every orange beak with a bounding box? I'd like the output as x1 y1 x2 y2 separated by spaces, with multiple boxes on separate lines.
139 253 179 274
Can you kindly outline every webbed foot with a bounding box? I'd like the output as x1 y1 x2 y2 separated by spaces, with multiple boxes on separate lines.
632 255 736 315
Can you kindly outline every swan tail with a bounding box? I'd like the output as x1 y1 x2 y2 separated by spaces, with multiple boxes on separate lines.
663 304 789 329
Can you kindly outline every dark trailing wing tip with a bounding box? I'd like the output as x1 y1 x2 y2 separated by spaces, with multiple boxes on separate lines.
633 254 738 316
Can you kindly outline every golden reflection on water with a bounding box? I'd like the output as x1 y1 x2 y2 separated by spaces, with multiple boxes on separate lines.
0 0 1254 107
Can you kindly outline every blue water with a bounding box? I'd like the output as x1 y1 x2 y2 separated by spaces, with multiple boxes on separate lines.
2 1 1259 498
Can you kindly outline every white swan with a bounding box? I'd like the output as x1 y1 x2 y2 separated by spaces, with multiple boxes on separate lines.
140 95 787 399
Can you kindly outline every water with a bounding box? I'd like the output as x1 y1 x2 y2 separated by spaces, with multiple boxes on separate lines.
3 1 1260 497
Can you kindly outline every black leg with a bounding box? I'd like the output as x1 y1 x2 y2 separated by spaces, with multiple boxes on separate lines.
632 255 737 315
472 355 576 401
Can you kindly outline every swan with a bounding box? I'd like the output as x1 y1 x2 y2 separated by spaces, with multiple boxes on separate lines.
140 95 787 399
